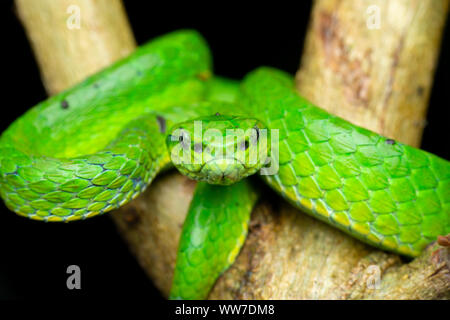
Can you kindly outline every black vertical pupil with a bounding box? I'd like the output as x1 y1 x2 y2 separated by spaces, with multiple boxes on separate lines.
240 140 249 151
254 126 260 141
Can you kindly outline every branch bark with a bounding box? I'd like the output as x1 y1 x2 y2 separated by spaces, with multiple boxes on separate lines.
295 0 448 148
16 0 449 299
16 0 136 95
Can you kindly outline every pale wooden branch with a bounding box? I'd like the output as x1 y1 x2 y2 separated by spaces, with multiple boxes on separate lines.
16 0 449 299
16 0 136 95
295 0 448 147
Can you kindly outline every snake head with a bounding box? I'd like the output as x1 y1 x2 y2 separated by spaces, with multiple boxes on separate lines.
166 114 270 185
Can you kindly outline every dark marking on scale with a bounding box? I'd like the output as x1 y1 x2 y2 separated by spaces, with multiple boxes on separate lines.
416 86 424 96
61 100 69 109
156 115 166 133
386 139 395 145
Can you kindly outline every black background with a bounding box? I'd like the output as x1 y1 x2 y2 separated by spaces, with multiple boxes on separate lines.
0 1 448 300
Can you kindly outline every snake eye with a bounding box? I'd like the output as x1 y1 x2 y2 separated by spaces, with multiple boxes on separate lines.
239 140 250 151
177 130 190 150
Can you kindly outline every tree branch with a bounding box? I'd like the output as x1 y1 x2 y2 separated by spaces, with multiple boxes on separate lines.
16 0 136 95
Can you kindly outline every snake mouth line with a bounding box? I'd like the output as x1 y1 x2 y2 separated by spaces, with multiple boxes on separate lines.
192 157 249 173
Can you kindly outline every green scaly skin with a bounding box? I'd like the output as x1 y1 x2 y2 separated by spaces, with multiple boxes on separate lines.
0 30 448 300
168 69 450 298
170 179 258 300
240 68 449 257
0 30 212 221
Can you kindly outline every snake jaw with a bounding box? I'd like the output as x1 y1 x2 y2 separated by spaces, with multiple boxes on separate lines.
199 157 248 185
173 157 250 185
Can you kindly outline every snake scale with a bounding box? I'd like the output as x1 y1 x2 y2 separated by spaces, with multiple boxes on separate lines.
0 30 448 299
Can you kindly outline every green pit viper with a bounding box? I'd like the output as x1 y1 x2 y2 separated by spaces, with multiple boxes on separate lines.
0 30 448 299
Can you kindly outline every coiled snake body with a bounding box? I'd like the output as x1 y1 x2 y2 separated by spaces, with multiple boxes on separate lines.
1 31 448 299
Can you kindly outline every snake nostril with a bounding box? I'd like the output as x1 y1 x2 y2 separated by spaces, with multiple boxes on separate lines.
194 143 203 153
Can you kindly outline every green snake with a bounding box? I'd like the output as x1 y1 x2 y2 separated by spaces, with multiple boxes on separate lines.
1 30 448 299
